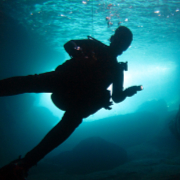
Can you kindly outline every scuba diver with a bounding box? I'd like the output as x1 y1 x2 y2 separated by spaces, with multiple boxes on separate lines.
0 26 142 180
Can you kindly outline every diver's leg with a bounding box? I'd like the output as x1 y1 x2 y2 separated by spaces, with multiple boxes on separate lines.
0 71 60 96
23 110 83 168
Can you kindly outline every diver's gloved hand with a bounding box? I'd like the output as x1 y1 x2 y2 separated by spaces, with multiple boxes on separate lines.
124 85 143 97
103 101 113 110
101 90 113 110
0 156 29 180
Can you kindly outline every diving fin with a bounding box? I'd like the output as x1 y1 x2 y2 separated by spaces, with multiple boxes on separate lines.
0 156 29 180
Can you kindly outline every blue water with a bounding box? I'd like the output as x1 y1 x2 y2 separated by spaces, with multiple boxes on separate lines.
0 1 180 179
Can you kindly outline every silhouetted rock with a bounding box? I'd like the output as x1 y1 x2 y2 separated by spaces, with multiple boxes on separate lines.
48 136 127 174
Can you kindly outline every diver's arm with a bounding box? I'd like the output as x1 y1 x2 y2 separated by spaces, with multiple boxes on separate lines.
112 64 141 103
112 82 140 103
112 67 126 103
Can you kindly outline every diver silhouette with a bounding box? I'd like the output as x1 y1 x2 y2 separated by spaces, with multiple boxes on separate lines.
0 26 142 180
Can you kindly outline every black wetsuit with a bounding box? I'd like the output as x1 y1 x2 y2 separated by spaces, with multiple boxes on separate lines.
0 37 124 168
